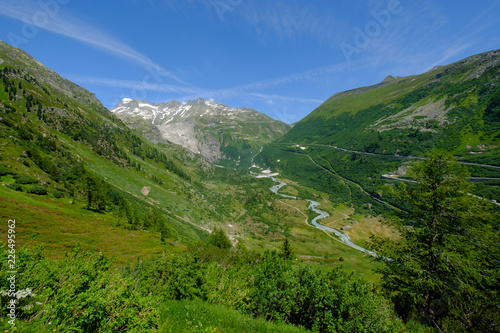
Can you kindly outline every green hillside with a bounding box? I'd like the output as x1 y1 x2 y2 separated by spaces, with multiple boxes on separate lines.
0 40 292 255
250 50 500 332
0 38 388 265
0 40 217 245
284 49 500 155
256 49 500 215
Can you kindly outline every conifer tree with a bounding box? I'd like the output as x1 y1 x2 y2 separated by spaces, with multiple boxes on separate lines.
373 151 498 330
280 238 294 260
144 207 173 242
210 227 232 249
122 199 137 228
83 173 110 211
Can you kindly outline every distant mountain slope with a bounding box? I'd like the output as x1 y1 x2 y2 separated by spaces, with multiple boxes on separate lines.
0 39 215 244
281 49 500 160
111 98 291 167
254 49 500 216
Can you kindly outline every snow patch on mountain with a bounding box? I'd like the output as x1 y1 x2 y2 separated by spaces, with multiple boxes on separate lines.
110 97 290 163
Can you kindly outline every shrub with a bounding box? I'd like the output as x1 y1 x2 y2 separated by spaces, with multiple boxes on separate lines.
26 184 48 195
50 189 65 198
210 227 232 249
7 183 23 191
250 251 405 332
0 164 16 176
14 174 38 184
0 246 160 332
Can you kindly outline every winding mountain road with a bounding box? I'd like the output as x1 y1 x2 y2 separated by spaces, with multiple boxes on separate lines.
274 142 500 169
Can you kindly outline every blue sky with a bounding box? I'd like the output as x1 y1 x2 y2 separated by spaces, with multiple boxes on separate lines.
1 0 499 124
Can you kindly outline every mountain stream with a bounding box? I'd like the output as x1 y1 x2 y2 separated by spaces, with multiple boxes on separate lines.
270 177 377 257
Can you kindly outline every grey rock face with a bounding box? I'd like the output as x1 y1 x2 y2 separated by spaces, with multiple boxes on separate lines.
111 98 290 164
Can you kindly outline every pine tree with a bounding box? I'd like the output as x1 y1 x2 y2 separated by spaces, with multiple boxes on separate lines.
373 151 498 329
83 173 110 211
280 238 294 260
210 227 232 249
122 199 136 227
143 207 173 242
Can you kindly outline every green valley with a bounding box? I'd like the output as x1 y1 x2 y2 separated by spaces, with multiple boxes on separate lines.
0 38 499 332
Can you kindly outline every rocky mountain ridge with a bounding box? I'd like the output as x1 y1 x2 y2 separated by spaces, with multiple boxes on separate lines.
111 97 291 166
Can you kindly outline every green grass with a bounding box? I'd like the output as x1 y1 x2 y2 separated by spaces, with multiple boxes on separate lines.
306 72 433 119
0 184 184 266
158 299 307 333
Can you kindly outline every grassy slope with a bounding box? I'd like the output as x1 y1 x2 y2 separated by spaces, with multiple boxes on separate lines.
262 49 500 220
0 40 224 241
159 300 306 333
306 73 430 119
0 184 183 266
284 49 500 155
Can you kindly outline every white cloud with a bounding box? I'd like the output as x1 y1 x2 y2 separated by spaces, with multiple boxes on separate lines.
248 93 323 105
237 0 345 43
65 74 199 95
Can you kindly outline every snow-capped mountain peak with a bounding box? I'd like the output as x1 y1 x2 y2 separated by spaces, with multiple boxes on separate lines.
109 98 290 164
110 98 251 125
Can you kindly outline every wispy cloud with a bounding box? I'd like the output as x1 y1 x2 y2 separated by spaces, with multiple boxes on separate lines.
426 43 473 71
425 1 500 70
173 61 356 103
248 93 323 104
236 0 344 42
219 62 353 93
0 0 190 86
334 1 493 78
65 74 199 95
362 0 500 76
455 0 500 36
348 2 449 74
68 66 328 114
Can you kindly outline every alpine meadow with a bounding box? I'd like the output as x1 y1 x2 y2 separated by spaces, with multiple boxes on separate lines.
0 1 499 332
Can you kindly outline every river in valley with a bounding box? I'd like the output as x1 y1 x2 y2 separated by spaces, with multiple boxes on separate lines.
270 177 377 257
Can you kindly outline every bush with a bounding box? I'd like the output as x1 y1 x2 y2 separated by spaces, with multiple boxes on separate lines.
7 183 23 191
26 184 48 195
14 174 38 184
0 246 160 332
0 164 16 176
250 251 405 332
210 227 232 249
50 189 65 198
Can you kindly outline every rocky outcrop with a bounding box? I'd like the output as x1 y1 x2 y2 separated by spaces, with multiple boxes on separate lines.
111 98 290 165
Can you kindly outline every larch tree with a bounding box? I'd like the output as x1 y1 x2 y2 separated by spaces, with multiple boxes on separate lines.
372 151 499 331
